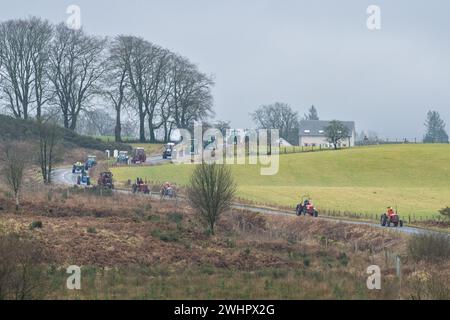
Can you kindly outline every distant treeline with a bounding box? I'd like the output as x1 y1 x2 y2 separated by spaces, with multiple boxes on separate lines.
0 17 214 142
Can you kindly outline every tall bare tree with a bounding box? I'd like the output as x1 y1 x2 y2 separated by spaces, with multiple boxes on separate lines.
0 18 53 119
103 36 132 142
37 118 62 184
170 56 214 130
122 36 150 142
48 24 106 130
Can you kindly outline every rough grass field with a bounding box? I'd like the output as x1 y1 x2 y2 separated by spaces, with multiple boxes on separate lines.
111 144 450 219
1 187 448 299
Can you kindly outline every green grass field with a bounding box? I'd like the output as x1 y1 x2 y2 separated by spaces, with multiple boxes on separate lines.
129 143 164 156
110 144 450 219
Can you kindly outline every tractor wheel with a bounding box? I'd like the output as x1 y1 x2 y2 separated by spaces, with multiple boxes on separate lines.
72 167 75 174
86 178 91 186
399 220 403 228
314 210 319 218
380 214 386 227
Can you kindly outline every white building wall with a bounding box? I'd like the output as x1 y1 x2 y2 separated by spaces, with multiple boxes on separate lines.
299 131 355 147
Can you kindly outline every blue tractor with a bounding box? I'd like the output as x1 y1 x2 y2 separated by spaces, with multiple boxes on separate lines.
85 155 97 170
77 169 91 186
117 151 129 164
72 162 85 174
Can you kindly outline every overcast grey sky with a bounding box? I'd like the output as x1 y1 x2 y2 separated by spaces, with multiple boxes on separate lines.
1 0 449 139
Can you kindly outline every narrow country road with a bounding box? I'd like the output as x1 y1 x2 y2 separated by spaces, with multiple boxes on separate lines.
52 162 448 237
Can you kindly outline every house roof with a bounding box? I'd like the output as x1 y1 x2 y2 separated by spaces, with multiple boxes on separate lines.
299 120 355 137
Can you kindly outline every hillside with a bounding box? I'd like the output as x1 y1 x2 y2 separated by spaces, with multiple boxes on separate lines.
111 144 450 218
0 114 131 152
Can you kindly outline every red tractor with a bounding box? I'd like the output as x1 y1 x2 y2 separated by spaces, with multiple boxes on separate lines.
132 178 150 194
98 171 114 189
131 148 146 164
296 197 319 217
380 207 404 227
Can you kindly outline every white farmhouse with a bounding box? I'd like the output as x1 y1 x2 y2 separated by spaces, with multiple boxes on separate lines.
299 120 356 148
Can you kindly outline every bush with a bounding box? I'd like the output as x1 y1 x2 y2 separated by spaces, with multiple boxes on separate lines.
151 229 179 242
0 233 49 299
187 163 236 235
167 212 183 224
439 207 450 220
408 233 450 263
87 227 97 234
29 221 43 230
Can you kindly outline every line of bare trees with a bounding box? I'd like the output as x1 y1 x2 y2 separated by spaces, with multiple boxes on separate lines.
0 17 214 142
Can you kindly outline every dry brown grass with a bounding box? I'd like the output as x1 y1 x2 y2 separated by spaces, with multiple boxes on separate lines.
0 185 448 299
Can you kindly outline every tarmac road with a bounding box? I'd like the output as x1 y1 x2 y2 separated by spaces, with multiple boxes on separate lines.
53 162 448 237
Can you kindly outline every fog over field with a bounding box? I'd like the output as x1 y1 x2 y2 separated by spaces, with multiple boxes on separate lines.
1 0 450 139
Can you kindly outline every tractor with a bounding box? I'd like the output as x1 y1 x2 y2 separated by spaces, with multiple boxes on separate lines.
77 169 91 186
132 178 150 194
98 171 114 189
162 143 175 159
117 151 129 164
380 207 404 228
131 148 146 164
72 162 85 174
160 182 176 199
85 155 97 170
295 196 319 217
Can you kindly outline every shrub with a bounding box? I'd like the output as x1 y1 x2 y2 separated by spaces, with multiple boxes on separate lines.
0 233 49 299
187 163 236 235
167 212 183 224
87 227 97 234
408 233 450 263
29 221 43 230
439 207 450 220
151 229 179 242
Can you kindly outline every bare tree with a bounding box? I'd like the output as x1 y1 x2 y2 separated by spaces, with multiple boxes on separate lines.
251 102 299 142
48 23 106 130
37 118 62 184
170 56 214 130
0 142 28 210
30 18 53 119
0 18 52 119
104 36 132 142
187 163 236 235
122 36 151 142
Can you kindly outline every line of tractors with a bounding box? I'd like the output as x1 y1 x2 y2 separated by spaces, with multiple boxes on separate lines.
72 155 114 189
72 153 177 199
295 196 404 228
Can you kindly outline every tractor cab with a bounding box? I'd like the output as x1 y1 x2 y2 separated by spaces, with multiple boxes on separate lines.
98 171 114 189
72 162 85 174
163 143 175 159
117 151 129 164
77 169 91 186
131 148 146 164
85 155 97 170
